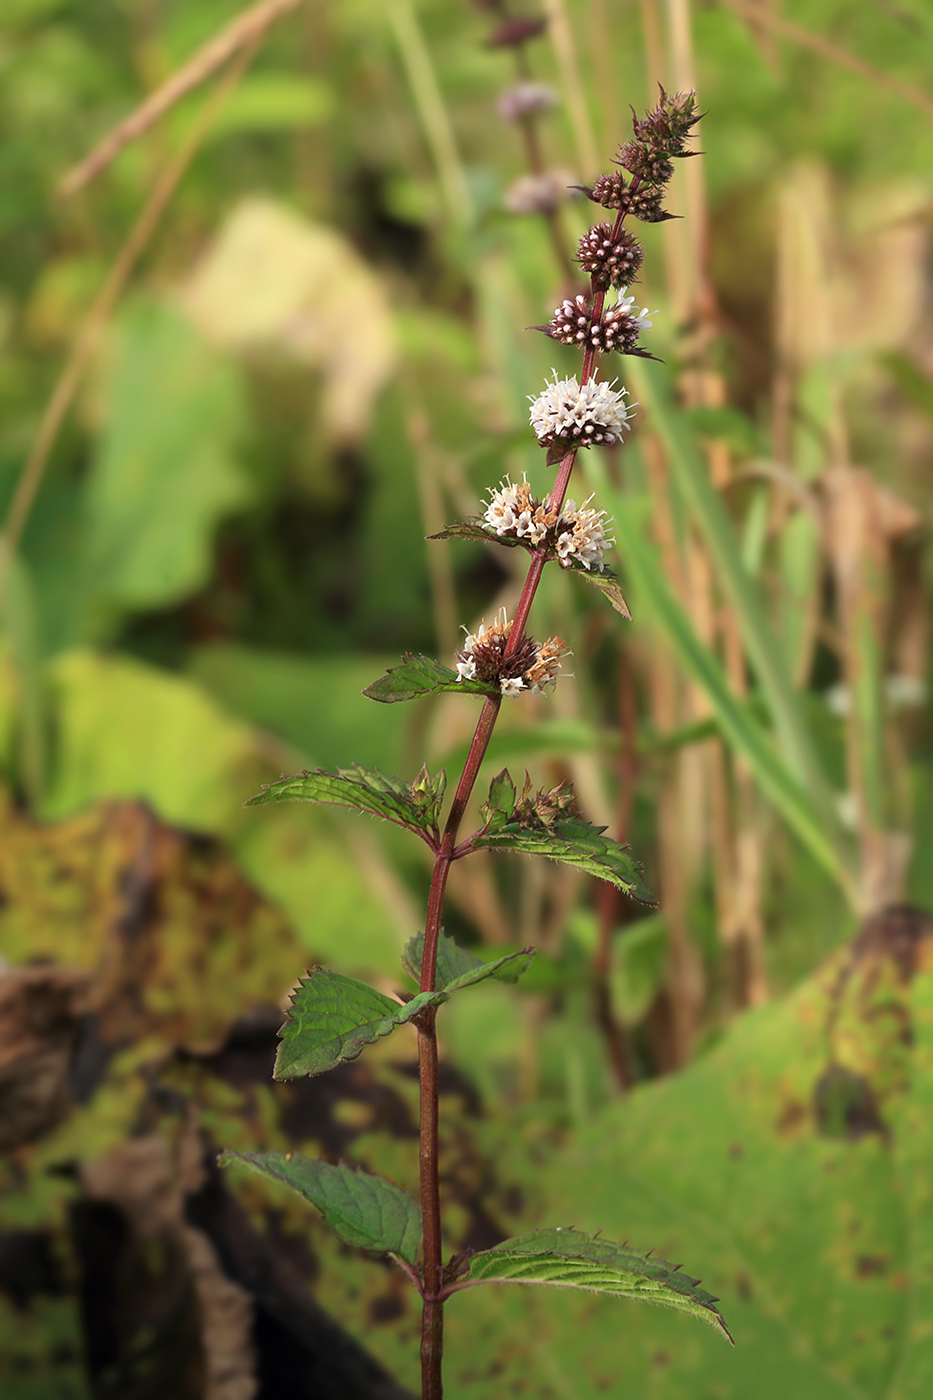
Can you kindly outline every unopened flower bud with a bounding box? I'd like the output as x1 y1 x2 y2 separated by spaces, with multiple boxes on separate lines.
576 224 644 290
615 141 674 186
542 294 591 346
497 81 559 122
632 86 702 155
485 16 547 47
582 173 671 222
504 170 573 214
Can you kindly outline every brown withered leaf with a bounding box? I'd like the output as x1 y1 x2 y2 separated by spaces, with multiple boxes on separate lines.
0 964 90 1152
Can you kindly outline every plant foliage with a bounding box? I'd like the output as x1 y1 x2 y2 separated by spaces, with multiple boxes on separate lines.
274 969 446 1079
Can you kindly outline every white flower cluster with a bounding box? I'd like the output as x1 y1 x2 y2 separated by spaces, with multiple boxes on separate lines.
455 607 570 697
522 637 572 695
483 478 554 546
556 498 615 572
455 609 510 684
482 479 614 573
528 371 632 449
614 290 656 333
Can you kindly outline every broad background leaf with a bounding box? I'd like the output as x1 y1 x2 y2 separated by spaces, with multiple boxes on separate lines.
311 930 933 1397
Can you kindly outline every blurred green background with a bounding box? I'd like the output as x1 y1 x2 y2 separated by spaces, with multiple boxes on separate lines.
1 0 932 1396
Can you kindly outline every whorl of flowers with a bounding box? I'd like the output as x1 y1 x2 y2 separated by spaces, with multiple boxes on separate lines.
456 608 571 697
583 173 670 223
540 293 655 357
576 224 643 290
554 498 615 571
484 477 557 545
482 478 615 573
588 293 656 355
528 371 631 449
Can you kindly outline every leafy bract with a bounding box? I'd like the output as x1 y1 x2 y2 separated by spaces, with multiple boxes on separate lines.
459 1228 732 1342
274 969 446 1079
219 1152 422 1266
402 930 535 993
566 564 632 620
473 770 655 904
429 522 631 618
428 519 510 547
245 763 446 848
363 653 498 704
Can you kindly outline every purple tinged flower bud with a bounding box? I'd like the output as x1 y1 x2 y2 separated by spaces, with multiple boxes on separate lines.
485 16 547 48
497 81 559 122
632 86 702 155
576 223 644 290
615 141 674 186
587 294 656 355
542 294 592 346
504 170 574 215
582 173 671 222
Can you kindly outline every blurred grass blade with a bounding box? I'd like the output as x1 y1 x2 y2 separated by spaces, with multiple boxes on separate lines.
627 362 842 829
599 485 853 893
0 550 45 803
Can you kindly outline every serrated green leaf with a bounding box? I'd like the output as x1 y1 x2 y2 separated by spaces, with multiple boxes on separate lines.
402 930 535 993
459 1229 732 1342
363 653 498 704
566 565 632 620
220 1152 422 1266
244 763 444 847
274 969 446 1079
428 518 517 547
474 814 655 904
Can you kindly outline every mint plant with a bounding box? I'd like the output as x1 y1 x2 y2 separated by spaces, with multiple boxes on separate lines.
222 89 733 1398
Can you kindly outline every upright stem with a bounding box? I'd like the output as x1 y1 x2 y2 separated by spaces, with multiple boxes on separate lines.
414 158 637 1400
417 695 500 1400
